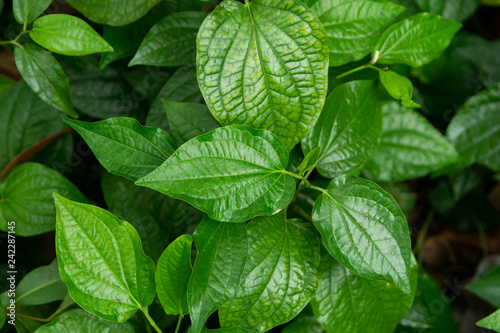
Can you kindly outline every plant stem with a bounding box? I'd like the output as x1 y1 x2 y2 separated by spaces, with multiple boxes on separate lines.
5 310 50 322
174 314 183 333
294 205 312 222
308 185 326 194
141 307 163 333
415 210 435 265
335 63 371 79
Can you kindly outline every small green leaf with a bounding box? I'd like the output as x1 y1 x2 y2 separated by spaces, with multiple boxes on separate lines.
30 14 114 56
467 266 500 308
162 99 220 146
197 0 329 150
379 70 421 108
54 194 156 322
302 80 382 179
156 235 193 316
188 217 248 333
219 212 321 332
312 175 412 293
373 13 462 66
136 125 296 222
13 0 51 24
446 83 500 171
477 309 500 332
65 117 176 181
14 44 77 118
414 0 481 22
35 309 135 333
297 147 321 175
129 11 207 67
366 102 460 181
0 162 91 236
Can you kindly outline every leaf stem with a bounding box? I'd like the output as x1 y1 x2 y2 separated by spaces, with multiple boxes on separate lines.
415 209 435 265
174 314 183 333
283 170 311 187
141 307 163 333
308 185 326 193
335 63 371 80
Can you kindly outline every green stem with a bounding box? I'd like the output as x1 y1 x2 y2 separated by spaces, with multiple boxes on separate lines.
283 170 311 187
335 63 371 80
308 185 326 193
294 205 312 222
415 210 435 266
141 307 162 333
174 314 184 333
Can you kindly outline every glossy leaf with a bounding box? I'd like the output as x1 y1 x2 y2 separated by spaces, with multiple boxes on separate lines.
136 125 296 222
197 0 329 150
282 308 325 333
54 194 156 322
163 99 220 145
302 80 382 178
446 83 500 171
35 309 135 333
366 102 460 181
467 266 500 308
311 0 404 66
65 117 176 181
0 162 90 236
414 0 481 22
379 70 421 108
373 13 462 66
188 217 248 333
130 11 207 67
14 44 76 117
477 309 500 332
312 175 412 293
219 212 321 331
297 147 321 176
156 235 193 316
13 0 51 24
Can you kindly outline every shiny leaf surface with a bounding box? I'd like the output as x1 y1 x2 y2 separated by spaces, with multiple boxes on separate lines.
477 309 500 333
35 309 135 332
13 0 51 24
379 70 421 108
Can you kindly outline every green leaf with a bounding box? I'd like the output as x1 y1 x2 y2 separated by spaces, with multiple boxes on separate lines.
54 194 156 322
311 254 417 333
197 0 329 150
302 80 382 179
0 74 15 95
282 308 325 333
14 44 77 118
188 217 248 333
202 328 259 333
366 102 460 181
446 83 500 171
311 0 404 66
312 175 412 293
379 70 421 108
0 162 91 236
297 147 321 175
467 266 500 308
30 14 114 56
219 212 321 332
129 11 207 67
65 0 161 26
65 117 176 181
0 306 5 330
373 13 462 66
414 0 481 22
477 309 500 333
35 309 135 333
13 0 51 24
136 125 296 222
156 235 193 316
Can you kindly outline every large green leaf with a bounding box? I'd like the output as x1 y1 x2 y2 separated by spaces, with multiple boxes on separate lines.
312 175 412 293
156 235 193 316
366 102 460 181
0 162 90 236
414 0 481 22
54 194 156 322
446 83 500 171
467 266 500 308
13 0 51 24
477 309 500 333
373 13 462 66
65 0 161 26
219 212 321 332
302 80 381 178
35 309 135 332
136 125 296 222
188 217 248 333
130 11 207 67
197 0 329 150
14 44 76 117
65 117 176 181
311 0 404 66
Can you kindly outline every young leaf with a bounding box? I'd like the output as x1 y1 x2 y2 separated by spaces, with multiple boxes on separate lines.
65 117 176 181
297 147 321 176
156 235 193 316
312 175 412 293
136 125 296 222
467 266 500 308
13 0 51 24
36 309 135 333
188 218 248 333
373 13 462 66
477 309 500 332
311 0 405 66
129 11 207 67
414 0 481 22
379 70 421 108
54 194 156 322
366 102 460 181
30 14 114 56
197 0 329 150
302 80 382 179
446 83 500 171
0 162 91 236
162 99 220 146
219 212 321 332
14 44 77 118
